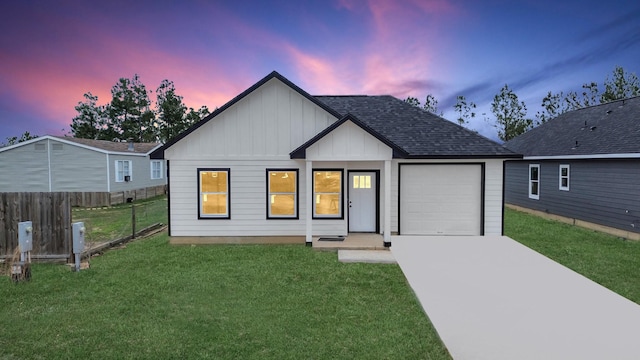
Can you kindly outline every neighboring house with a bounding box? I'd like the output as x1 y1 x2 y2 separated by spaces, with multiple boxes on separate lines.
0 136 166 204
151 71 519 245
504 96 640 239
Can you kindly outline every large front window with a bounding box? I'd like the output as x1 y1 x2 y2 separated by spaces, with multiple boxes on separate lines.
529 164 540 200
313 170 343 218
267 169 298 219
198 168 230 219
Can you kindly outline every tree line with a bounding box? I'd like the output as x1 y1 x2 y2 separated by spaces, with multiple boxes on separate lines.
2 66 638 146
406 66 639 141
70 75 210 143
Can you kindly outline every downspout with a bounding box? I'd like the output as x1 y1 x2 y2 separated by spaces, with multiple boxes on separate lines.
106 154 111 192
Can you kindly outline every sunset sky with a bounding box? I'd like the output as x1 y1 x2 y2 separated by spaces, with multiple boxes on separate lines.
1 0 639 143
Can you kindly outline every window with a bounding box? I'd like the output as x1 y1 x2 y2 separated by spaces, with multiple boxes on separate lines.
559 165 570 191
151 160 163 180
266 169 298 219
198 168 230 219
528 164 540 200
313 170 343 218
115 160 132 182
353 175 371 189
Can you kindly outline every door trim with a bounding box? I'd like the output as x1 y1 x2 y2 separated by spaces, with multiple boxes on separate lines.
347 170 380 233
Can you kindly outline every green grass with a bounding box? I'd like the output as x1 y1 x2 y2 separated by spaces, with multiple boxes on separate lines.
0 234 450 359
72 196 168 243
504 208 640 304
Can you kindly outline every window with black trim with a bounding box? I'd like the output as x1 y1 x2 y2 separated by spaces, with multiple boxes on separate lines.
313 170 343 218
198 168 230 219
528 164 540 200
266 169 298 219
559 165 570 191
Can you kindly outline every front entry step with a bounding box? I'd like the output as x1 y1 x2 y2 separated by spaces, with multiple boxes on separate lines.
338 250 396 264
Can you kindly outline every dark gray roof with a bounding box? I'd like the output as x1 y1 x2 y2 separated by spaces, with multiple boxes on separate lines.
314 95 518 158
151 71 519 159
505 96 640 157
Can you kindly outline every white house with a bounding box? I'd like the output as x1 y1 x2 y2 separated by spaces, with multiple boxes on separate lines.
151 71 519 245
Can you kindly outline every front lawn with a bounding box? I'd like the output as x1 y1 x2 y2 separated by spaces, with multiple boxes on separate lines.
504 208 640 304
0 234 450 359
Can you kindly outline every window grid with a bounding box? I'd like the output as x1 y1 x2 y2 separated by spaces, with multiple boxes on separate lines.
528 164 540 200
266 169 299 219
198 168 230 219
115 160 132 182
559 165 570 191
313 170 343 219
151 161 162 180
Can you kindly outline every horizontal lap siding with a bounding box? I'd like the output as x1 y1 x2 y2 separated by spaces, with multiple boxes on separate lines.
169 160 350 237
50 140 107 191
0 139 50 191
505 159 640 234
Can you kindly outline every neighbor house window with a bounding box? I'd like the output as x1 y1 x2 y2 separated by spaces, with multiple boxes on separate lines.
151 160 163 180
115 160 132 182
559 165 570 191
198 168 230 219
313 170 343 218
528 164 540 200
266 169 298 219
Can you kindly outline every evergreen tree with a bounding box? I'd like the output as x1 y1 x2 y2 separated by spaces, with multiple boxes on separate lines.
108 74 155 142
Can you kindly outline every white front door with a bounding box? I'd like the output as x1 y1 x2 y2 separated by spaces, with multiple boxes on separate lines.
349 172 377 232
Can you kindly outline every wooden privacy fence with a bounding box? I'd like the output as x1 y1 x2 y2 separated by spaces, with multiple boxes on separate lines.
0 192 71 257
70 185 167 207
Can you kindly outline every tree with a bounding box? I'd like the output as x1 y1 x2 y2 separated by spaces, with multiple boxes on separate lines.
70 92 110 139
423 94 442 116
453 95 476 126
108 74 156 142
404 96 420 107
155 79 188 142
2 131 38 147
601 66 640 103
491 84 532 141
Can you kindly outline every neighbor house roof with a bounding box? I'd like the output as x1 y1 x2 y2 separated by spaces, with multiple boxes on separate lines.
0 135 161 156
151 71 519 159
505 96 640 159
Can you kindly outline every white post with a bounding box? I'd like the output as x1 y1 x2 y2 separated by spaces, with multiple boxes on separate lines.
306 160 313 245
384 160 391 246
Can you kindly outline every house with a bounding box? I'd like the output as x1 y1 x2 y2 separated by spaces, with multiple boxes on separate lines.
151 71 519 245
0 136 166 205
504 96 640 240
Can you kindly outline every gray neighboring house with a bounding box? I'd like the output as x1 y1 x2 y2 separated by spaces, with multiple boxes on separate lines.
504 96 640 239
151 71 519 245
0 136 166 203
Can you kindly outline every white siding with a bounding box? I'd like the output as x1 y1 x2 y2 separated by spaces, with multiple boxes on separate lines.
390 159 505 235
165 78 337 161
306 121 393 161
169 160 352 237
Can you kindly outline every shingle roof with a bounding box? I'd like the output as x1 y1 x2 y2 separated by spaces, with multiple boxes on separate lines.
53 136 160 154
151 71 519 159
504 96 640 157
314 95 518 158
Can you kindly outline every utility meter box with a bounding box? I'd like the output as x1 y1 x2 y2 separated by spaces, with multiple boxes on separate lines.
72 222 85 254
18 221 33 253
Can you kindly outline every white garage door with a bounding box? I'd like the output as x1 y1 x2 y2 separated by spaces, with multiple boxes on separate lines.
400 164 482 235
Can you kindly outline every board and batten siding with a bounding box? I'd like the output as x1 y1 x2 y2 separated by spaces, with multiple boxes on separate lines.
0 138 51 192
305 121 393 161
505 159 640 234
166 78 337 161
390 158 505 235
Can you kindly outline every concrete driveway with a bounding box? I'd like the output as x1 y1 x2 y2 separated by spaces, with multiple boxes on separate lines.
391 235 640 360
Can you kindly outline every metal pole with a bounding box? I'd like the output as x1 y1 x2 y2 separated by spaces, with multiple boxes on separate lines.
131 203 136 239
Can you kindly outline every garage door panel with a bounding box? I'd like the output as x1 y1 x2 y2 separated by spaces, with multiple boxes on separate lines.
400 164 481 235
